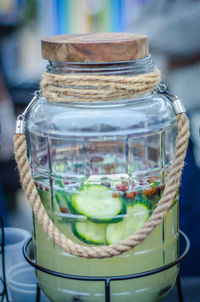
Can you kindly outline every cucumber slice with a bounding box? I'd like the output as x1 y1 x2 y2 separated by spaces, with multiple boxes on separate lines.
54 180 73 213
106 202 150 245
55 189 76 214
134 193 152 210
72 221 106 245
55 179 65 188
71 184 126 223
55 191 68 207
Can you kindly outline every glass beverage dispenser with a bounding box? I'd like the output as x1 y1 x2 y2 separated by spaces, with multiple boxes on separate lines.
14 33 189 302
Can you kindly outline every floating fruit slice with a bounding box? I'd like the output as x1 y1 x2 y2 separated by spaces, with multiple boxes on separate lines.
106 201 150 245
72 221 106 245
70 184 126 223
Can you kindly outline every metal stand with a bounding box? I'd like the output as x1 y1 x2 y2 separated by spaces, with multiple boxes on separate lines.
176 274 184 302
0 217 9 302
23 231 190 302
36 284 40 302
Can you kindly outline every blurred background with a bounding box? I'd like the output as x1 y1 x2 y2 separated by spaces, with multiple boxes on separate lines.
0 0 200 300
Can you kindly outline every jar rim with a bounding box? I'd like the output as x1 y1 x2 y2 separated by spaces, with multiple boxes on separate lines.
46 55 154 76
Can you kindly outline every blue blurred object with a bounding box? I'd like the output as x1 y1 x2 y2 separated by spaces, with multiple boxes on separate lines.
110 0 122 32
179 138 200 276
0 181 7 226
55 0 68 35
0 0 26 26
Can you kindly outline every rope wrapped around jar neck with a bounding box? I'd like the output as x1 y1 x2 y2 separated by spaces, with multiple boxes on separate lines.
40 66 161 103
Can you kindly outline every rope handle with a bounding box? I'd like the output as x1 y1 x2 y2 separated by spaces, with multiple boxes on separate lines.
14 94 190 259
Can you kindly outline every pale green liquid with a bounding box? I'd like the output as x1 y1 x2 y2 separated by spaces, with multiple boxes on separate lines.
33 201 178 302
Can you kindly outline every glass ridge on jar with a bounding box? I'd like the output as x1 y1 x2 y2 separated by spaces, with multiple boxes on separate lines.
27 55 178 302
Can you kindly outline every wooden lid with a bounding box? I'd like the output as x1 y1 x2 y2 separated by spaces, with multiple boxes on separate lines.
41 33 149 62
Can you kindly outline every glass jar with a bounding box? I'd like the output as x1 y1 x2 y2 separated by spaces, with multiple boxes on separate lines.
27 33 178 302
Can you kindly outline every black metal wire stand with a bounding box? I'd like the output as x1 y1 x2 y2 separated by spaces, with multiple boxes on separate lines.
23 230 190 302
0 217 9 302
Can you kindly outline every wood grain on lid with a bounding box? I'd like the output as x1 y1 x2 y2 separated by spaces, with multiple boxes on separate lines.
41 33 149 62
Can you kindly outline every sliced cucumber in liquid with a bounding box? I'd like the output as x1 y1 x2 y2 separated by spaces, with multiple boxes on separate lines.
72 221 107 245
106 202 150 245
71 184 126 223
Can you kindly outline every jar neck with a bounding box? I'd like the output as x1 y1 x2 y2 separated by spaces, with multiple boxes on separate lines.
46 55 154 76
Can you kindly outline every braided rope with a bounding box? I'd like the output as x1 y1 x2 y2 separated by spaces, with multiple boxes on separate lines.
14 112 189 259
41 68 160 102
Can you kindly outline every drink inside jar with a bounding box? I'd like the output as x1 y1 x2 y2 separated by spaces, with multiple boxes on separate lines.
34 172 178 302
35 171 168 246
33 167 178 302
